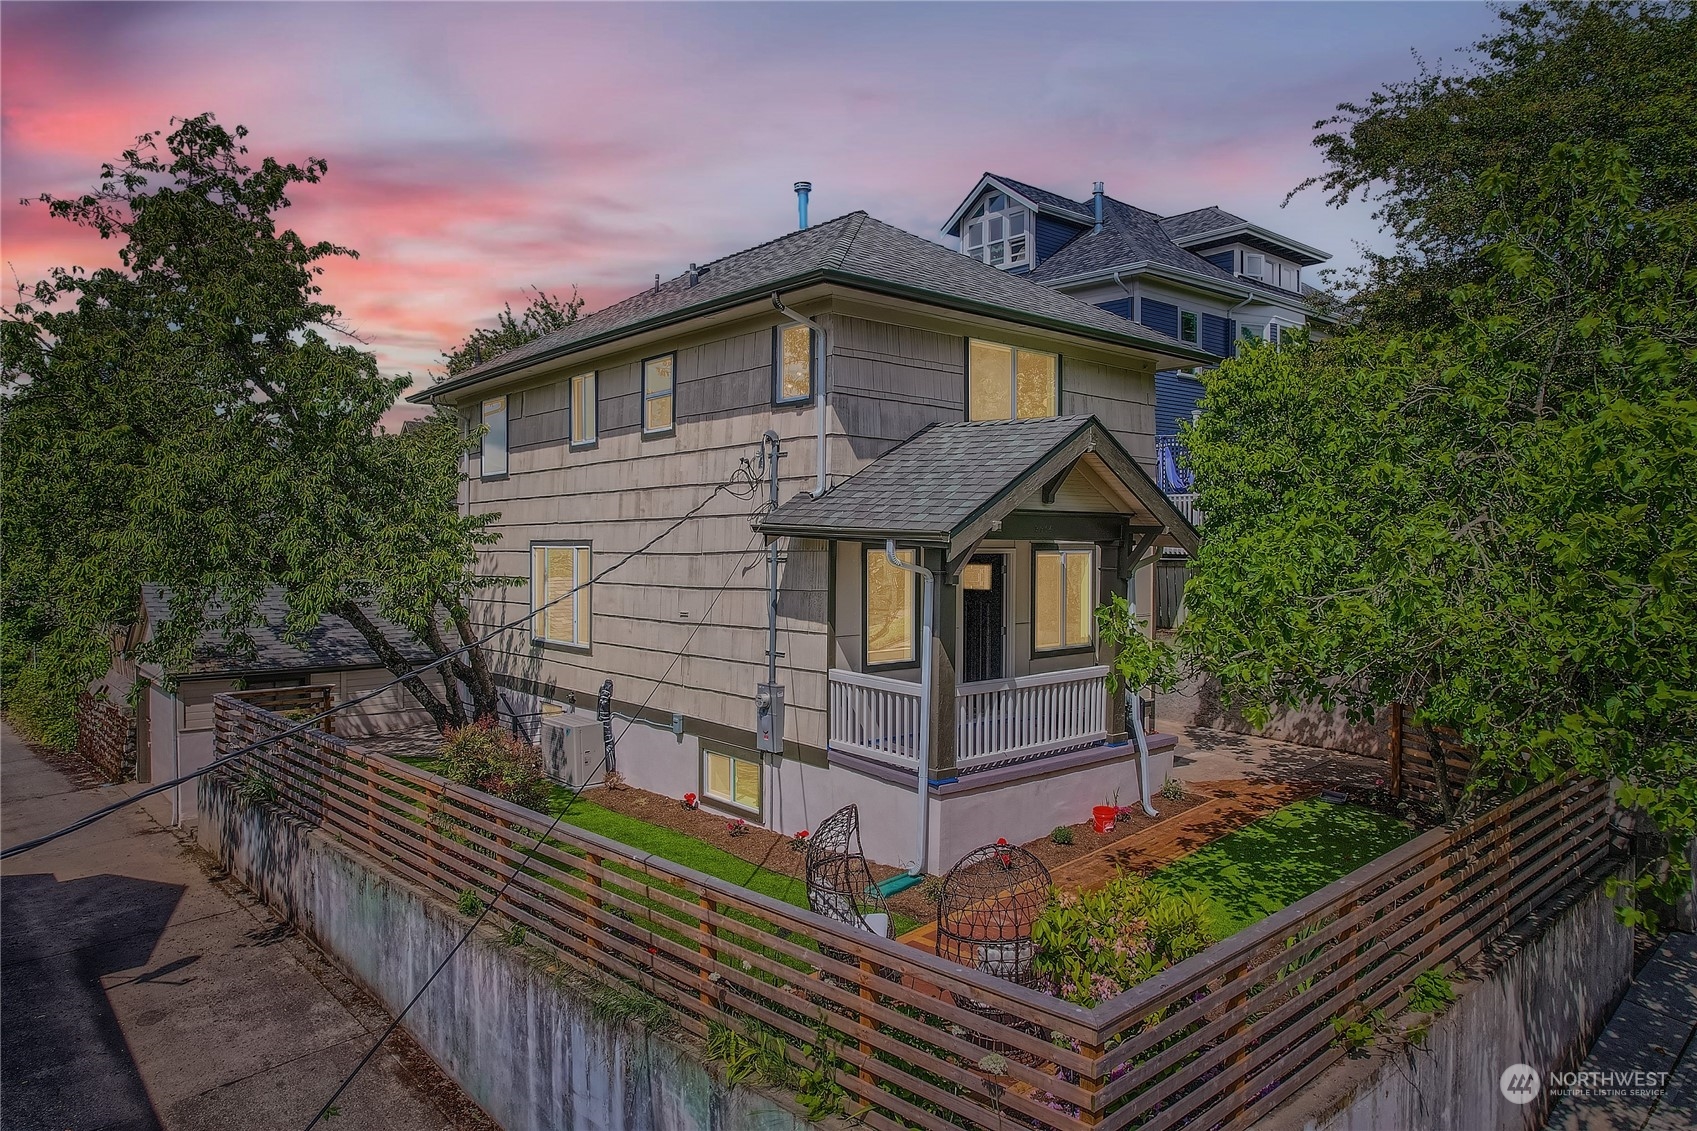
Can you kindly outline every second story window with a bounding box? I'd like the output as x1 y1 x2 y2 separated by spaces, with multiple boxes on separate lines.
1180 311 1199 344
774 324 814 404
643 353 675 436
967 340 1057 421
962 193 1030 270
480 394 508 478
570 371 597 446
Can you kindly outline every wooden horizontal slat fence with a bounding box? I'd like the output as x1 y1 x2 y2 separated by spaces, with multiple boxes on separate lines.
213 694 1615 1131
229 685 337 733
75 693 134 783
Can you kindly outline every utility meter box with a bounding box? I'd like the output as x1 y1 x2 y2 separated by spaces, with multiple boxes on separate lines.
756 683 785 754
539 713 605 789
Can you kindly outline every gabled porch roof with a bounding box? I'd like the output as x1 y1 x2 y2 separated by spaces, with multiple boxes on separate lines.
757 416 1199 564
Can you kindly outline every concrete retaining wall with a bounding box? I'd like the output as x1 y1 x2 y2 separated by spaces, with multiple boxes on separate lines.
196 773 811 1131
1259 870 1633 1131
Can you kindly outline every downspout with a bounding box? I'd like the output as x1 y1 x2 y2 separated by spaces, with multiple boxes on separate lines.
1112 269 1138 323
762 431 782 827
1125 562 1159 818
771 293 830 497
884 541 934 876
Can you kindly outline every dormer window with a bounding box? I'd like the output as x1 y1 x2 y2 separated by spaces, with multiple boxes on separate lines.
962 193 1030 270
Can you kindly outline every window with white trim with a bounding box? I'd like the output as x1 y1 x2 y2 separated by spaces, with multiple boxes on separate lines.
642 354 675 435
1243 253 1265 282
480 395 508 478
1033 547 1094 652
967 339 1057 421
533 543 591 647
570 372 597 446
704 748 761 813
865 547 917 667
961 193 1030 270
1179 310 1199 344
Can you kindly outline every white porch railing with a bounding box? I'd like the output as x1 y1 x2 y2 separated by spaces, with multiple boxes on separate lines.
827 669 924 768
1166 491 1203 527
828 665 1110 773
955 665 1109 769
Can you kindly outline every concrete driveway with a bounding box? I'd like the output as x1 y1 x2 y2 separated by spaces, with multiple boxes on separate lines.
0 717 496 1131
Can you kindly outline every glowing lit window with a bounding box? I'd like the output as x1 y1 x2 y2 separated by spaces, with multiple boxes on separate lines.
865 548 917 666
1034 548 1094 652
967 340 1057 421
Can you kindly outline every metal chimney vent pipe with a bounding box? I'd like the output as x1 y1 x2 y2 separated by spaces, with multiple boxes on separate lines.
1093 182 1105 233
794 181 812 230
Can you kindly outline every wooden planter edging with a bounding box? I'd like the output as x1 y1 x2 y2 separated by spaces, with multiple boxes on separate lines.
212 694 1616 1131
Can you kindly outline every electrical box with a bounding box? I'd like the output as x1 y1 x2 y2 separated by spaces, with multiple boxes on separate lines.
756 683 785 754
539 713 605 789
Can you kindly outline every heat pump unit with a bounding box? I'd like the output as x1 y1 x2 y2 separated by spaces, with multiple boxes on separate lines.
539 713 604 789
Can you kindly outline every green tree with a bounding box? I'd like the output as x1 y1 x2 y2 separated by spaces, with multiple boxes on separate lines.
1298 1 1696 328
439 285 582 377
1181 143 1694 909
2 114 509 740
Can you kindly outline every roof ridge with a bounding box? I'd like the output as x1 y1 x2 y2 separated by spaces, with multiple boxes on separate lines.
827 211 870 269
691 209 866 274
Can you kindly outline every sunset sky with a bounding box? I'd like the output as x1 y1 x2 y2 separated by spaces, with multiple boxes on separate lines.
3 2 1496 401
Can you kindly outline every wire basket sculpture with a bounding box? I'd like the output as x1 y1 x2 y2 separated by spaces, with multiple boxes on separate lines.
934 842 1052 988
804 804 893 942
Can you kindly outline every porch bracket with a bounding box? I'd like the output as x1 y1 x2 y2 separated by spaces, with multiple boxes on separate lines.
1118 526 1163 581
1039 457 1083 505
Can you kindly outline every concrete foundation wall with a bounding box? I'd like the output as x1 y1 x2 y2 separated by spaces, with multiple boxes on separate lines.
1156 673 1391 759
197 774 812 1131
1259 871 1633 1131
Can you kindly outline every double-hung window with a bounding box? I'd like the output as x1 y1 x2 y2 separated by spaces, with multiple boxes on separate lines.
961 193 1030 270
1179 310 1199 344
864 547 917 667
1033 547 1094 653
704 749 761 814
642 353 675 436
532 543 591 648
570 371 597 446
774 324 814 404
480 395 508 478
967 339 1057 421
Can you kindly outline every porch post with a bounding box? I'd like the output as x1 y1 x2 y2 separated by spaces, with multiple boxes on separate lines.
1102 540 1128 744
927 548 959 778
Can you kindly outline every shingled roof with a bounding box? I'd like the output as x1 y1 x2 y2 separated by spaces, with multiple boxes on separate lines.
141 585 432 677
1157 205 1250 241
412 212 1215 402
757 416 1198 559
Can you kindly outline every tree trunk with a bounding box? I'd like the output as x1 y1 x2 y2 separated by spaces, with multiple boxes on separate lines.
1422 721 1457 823
332 600 462 733
450 605 502 723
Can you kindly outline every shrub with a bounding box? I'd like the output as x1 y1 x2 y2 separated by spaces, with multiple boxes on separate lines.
1050 826 1075 846
437 721 550 810
1031 875 1218 1006
457 888 484 917
1161 777 1186 801
234 765 279 808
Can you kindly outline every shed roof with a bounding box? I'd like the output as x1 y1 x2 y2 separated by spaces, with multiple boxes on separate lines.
141 585 430 677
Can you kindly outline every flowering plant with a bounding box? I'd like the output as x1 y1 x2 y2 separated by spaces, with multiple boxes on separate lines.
790 829 810 851
1031 875 1217 1006
682 792 698 809
994 836 1013 868
727 818 748 837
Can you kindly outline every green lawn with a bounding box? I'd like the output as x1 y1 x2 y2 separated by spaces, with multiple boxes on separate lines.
1146 799 1416 938
399 757 919 935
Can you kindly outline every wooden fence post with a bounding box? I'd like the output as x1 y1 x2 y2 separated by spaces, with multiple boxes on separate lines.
1076 1041 1106 1127
698 895 718 1010
1219 960 1254 1125
857 957 878 1087
585 853 604 955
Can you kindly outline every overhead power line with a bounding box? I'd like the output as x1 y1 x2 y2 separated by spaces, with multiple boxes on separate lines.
2 458 765 862
303 528 765 1129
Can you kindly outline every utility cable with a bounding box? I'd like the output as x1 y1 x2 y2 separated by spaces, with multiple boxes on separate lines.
303 529 764 1128
2 461 765 861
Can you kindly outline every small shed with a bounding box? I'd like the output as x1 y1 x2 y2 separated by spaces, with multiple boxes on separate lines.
94 586 443 826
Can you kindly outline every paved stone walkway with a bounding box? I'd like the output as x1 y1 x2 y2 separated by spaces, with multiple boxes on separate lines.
1544 930 1697 1131
0 717 495 1131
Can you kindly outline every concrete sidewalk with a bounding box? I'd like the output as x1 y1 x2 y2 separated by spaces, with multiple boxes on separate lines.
1 717 496 1131
1544 929 1697 1131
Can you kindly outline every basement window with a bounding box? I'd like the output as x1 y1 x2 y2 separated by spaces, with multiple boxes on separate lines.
704 749 761 814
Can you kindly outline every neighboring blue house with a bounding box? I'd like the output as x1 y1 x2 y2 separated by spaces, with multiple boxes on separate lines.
942 173 1334 625
941 172 1332 459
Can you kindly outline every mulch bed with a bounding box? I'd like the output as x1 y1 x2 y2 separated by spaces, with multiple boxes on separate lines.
584 778 1211 927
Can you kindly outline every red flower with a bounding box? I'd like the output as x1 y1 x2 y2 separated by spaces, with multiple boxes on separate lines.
996 837 1009 846
795 829 809 839
682 792 698 808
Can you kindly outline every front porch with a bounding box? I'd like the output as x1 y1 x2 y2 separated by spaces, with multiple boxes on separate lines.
827 663 1122 776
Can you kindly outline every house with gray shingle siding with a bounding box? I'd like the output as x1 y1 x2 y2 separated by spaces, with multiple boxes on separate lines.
411 205 1205 873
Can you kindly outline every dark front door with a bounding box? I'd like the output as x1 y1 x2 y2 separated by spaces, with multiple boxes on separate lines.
961 554 1006 683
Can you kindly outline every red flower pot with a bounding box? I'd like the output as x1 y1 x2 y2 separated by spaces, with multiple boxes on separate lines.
1092 805 1117 835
